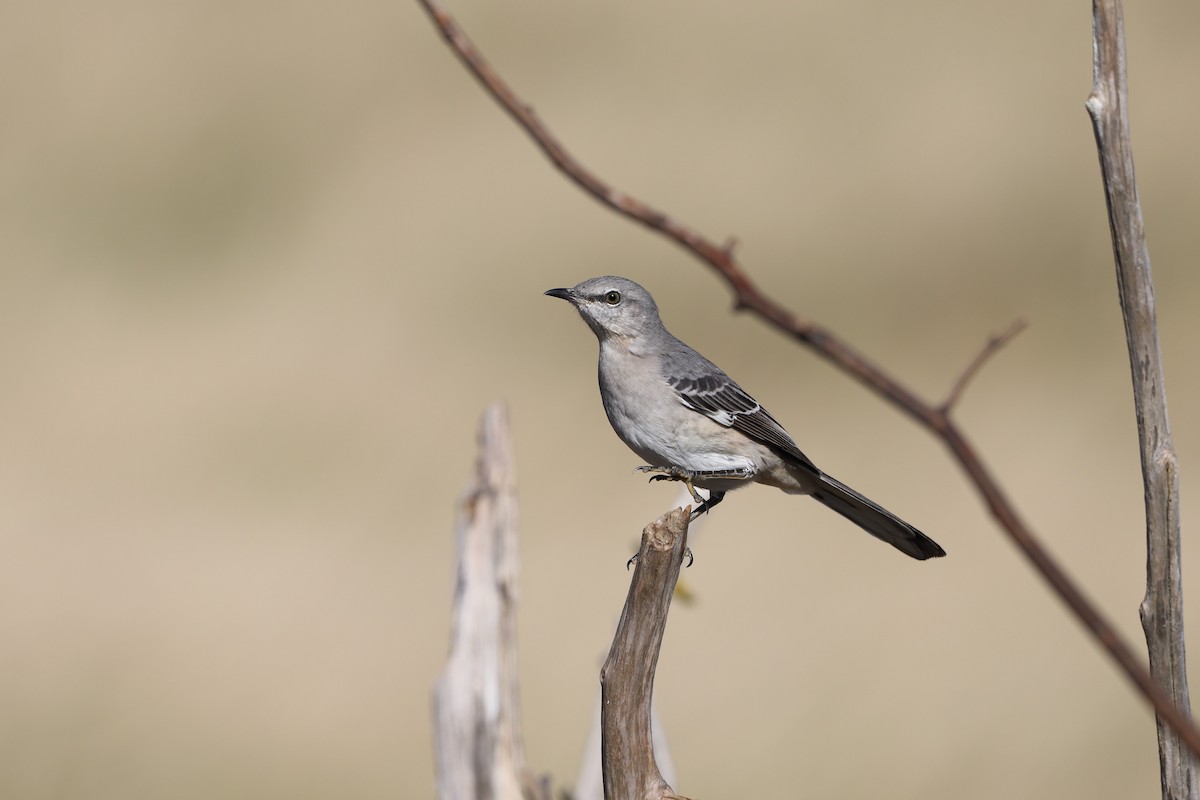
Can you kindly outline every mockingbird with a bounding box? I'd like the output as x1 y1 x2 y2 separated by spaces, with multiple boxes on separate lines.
545 275 945 561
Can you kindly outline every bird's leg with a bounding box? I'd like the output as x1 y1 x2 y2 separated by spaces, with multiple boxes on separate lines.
690 490 726 520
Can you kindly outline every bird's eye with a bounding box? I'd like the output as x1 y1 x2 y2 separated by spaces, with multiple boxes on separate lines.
604 291 622 305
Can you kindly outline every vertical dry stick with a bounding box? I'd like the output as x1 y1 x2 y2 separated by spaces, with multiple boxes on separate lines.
434 403 526 800
1086 3 1196 799
601 507 692 800
576 489 700 800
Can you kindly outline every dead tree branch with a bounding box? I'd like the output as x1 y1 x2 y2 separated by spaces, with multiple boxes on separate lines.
1087 1 1197 796
414 0 1200 759
434 403 527 800
600 507 692 800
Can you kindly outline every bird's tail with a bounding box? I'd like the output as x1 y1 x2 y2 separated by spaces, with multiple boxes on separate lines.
809 473 946 560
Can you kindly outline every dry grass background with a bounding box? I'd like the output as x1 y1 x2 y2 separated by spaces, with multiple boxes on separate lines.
2 0 1199 797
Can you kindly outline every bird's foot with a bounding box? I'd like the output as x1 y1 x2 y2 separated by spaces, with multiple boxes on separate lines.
636 465 705 505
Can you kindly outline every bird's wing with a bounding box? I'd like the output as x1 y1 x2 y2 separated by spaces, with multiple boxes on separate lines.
667 372 819 472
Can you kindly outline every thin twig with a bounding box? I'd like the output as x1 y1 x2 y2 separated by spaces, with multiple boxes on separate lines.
940 318 1028 413
416 0 1200 758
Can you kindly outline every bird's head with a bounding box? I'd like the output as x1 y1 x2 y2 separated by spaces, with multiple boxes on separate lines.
544 276 665 341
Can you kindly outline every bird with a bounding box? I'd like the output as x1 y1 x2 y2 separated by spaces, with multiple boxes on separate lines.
544 275 945 561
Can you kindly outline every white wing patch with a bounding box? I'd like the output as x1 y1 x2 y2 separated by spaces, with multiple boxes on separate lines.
702 406 739 427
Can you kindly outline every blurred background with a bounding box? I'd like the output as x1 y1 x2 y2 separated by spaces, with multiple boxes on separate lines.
2 0 1199 797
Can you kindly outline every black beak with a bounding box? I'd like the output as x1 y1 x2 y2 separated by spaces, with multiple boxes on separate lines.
544 287 574 301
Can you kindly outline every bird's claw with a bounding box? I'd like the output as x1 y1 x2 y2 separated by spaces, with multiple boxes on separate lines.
626 548 693 570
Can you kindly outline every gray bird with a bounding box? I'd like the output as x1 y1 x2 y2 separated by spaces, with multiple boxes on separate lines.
545 275 945 561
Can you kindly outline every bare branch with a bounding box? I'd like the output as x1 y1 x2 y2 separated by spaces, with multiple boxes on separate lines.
601 508 692 800
939 318 1027 413
416 0 1200 759
1087 0 1197 795
434 403 526 800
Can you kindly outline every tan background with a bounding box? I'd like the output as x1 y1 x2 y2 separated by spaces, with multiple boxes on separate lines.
3 0 1200 797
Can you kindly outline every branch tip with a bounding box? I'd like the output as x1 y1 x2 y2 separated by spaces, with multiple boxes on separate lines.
940 317 1028 413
